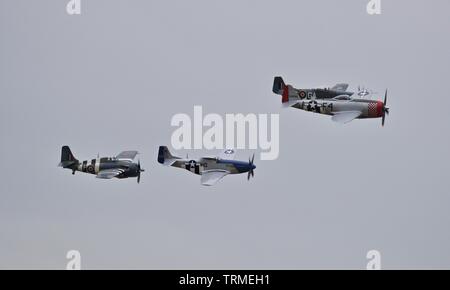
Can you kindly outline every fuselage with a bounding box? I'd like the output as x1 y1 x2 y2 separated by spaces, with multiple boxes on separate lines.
172 158 255 176
291 98 384 119
291 88 353 100
74 157 139 178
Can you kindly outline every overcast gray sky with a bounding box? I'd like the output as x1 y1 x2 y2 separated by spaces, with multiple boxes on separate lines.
1 0 450 269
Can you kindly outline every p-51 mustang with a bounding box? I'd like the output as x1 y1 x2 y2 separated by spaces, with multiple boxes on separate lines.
272 76 354 101
58 146 145 183
157 146 256 186
272 76 390 126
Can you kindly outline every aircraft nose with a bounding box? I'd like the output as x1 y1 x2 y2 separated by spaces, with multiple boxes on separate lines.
377 101 384 117
251 164 256 170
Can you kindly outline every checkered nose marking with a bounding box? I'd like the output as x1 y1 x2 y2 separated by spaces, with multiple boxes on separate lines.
368 101 384 118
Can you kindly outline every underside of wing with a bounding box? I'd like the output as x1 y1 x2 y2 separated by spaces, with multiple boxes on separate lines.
116 151 138 161
200 170 230 186
331 111 362 124
219 149 235 160
96 169 124 179
331 83 349 92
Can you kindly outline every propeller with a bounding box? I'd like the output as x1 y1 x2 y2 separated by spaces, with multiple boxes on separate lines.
137 159 145 183
247 153 255 181
382 89 389 127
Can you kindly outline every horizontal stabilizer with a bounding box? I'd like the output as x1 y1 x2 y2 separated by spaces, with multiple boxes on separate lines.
282 99 300 108
58 160 78 168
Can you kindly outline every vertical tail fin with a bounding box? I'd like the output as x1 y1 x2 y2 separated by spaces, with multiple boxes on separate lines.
158 146 180 166
61 146 77 162
272 76 292 103
272 77 286 95
59 146 78 168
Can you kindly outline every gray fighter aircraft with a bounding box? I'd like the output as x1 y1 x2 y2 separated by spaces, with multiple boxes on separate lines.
157 146 256 186
58 146 145 183
272 76 389 125
272 76 354 101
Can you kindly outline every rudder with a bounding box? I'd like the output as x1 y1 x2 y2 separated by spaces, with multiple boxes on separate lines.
59 145 78 168
158 146 179 165
272 76 286 94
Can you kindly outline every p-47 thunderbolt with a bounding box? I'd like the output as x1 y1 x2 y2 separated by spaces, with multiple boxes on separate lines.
58 146 145 183
272 76 390 125
157 146 256 186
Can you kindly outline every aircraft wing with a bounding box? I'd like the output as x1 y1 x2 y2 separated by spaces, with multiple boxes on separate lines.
96 169 125 179
116 151 138 161
200 170 230 186
219 149 235 160
331 111 362 124
331 83 349 92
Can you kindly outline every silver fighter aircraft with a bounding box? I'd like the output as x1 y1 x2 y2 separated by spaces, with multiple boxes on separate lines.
272 76 354 101
157 146 256 186
58 146 145 183
272 76 390 125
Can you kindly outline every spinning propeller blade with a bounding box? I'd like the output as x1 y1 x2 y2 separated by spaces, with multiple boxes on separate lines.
247 153 255 181
382 89 389 127
137 159 145 184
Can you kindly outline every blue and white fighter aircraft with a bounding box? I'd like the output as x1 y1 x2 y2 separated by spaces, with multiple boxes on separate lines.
157 146 256 186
